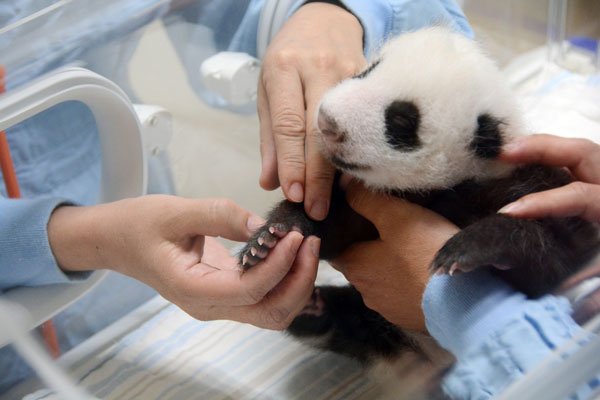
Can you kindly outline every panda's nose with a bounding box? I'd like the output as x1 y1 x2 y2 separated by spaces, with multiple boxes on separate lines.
317 109 344 143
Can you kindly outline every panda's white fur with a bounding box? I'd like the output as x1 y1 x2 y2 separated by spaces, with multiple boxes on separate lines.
317 26 524 191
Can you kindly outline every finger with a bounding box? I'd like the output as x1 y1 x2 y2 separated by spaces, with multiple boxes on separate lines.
304 74 339 220
257 78 279 191
498 182 600 222
344 180 459 240
330 239 382 278
263 65 306 203
501 134 600 184
201 238 241 272
344 180 410 232
244 235 320 329
240 231 305 303
192 236 316 328
181 232 304 307
183 198 262 241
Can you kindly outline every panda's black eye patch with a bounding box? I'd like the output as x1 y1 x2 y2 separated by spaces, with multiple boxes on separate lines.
353 60 380 79
471 114 504 159
384 101 420 151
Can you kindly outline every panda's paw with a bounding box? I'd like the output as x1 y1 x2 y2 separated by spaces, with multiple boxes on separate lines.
238 223 291 270
430 229 512 276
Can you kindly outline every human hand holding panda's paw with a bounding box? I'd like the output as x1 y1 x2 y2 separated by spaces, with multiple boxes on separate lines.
499 134 600 222
258 2 366 221
49 195 320 330
330 180 459 331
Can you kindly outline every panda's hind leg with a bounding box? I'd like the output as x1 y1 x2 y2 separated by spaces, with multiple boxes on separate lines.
287 285 413 363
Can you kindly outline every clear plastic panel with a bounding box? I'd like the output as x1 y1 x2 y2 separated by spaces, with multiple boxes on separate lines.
461 0 599 72
0 0 170 91
0 0 259 111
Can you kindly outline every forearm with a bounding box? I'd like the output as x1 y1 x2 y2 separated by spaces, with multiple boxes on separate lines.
47 201 127 274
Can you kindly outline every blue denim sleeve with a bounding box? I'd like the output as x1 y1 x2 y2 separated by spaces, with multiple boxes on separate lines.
422 270 587 399
287 0 473 59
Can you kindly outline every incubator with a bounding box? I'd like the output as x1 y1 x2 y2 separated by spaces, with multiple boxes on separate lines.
0 0 600 399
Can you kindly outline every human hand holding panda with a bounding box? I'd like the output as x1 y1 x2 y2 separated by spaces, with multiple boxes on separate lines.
499 133 600 220
330 179 460 332
239 27 600 364
257 1 366 221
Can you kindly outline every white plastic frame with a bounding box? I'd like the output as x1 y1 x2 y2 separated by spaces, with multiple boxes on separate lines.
0 67 146 344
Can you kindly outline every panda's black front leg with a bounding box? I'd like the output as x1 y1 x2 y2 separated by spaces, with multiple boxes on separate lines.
430 213 598 297
238 178 378 268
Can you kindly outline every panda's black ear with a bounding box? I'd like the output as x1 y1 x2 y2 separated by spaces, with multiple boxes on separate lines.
384 101 420 151
471 114 504 159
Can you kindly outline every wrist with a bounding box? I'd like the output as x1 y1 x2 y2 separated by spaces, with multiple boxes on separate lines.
296 2 363 42
47 202 120 273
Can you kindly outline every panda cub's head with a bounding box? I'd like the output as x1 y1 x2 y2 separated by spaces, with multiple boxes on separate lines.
317 26 524 192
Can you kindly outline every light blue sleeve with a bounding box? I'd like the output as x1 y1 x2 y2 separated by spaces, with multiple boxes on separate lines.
287 0 473 59
0 198 92 292
422 270 591 399
0 102 100 292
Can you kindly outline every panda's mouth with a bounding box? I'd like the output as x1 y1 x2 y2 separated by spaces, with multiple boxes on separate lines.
330 155 371 171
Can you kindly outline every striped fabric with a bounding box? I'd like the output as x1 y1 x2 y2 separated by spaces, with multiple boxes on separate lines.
25 265 387 400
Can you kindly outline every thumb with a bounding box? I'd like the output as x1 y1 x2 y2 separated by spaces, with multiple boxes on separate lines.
344 180 413 233
183 198 265 242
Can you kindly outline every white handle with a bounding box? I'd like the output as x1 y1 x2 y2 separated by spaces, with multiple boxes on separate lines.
0 67 146 342
0 66 147 202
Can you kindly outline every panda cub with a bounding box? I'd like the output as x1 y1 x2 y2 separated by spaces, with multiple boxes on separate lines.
239 27 600 364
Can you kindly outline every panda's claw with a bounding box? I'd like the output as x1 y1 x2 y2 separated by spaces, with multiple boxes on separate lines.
268 223 288 238
258 230 277 248
250 246 268 259
239 222 292 270
448 263 463 276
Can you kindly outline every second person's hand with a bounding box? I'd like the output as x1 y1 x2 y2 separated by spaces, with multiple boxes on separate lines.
499 134 600 221
331 180 459 331
258 2 366 221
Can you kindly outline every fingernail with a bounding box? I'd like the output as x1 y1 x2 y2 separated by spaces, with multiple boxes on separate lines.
498 201 521 214
311 237 321 258
247 215 265 232
288 182 304 203
310 199 329 221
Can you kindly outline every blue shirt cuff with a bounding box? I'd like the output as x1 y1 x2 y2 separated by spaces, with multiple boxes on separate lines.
423 270 585 398
0 197 92 292
288 0 473 60
423 270 579 357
